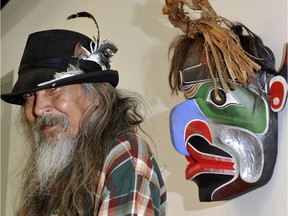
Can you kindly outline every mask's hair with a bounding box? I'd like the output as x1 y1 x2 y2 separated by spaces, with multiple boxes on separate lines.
168 35 205 94
16 83 147 216
168 23 276 95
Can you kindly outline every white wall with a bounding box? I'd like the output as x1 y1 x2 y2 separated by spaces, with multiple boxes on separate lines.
1 0 287 215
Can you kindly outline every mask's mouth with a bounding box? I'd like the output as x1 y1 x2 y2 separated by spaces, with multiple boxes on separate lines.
184 120 236 180
184 119 264 185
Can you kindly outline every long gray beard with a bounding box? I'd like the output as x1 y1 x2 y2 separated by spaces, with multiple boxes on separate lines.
35 137 77 193
32 115 77 193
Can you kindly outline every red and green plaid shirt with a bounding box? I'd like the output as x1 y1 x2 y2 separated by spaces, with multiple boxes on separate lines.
94 132 167 215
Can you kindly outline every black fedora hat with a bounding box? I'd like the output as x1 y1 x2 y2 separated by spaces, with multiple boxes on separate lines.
1 29 119 105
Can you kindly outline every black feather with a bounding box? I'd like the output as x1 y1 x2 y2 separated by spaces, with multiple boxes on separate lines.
67 11 100 48
231 23 276 74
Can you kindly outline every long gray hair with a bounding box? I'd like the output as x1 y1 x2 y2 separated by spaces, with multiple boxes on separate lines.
16 82 147 216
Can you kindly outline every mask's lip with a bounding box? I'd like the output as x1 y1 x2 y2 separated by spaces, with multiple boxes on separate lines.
185 138 236 180
184 120 236 180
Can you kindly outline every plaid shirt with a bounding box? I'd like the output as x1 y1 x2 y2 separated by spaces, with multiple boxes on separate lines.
94 132 167 215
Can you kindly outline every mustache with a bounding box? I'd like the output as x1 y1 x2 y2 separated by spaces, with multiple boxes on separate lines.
32 114 70 133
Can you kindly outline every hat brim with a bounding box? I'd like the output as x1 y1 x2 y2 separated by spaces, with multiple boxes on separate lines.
1 68 118 105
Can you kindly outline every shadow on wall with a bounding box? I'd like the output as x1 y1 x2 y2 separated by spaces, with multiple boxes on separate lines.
131 1 178 108
1 71 14 216
131 0 226 211
1 0 44 37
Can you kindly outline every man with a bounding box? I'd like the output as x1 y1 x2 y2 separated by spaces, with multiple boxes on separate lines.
1 26 167 215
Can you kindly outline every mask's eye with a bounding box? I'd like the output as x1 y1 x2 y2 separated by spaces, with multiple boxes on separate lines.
210 88 226 106
206 88 241 108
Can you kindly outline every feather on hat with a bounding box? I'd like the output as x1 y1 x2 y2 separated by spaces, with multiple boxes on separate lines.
1 12 119 105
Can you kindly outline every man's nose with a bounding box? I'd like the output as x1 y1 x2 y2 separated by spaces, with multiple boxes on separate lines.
33 90 53 117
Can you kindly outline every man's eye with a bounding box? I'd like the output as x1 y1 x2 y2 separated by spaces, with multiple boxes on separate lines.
49 86 60 92
23 92 36 100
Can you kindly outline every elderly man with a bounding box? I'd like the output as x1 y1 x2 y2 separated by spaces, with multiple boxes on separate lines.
1 24 166 215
